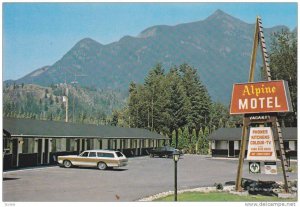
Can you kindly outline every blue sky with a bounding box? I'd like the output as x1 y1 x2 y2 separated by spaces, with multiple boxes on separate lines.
3 3 298 80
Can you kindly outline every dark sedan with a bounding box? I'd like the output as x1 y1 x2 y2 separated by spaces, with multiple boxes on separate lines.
149 146 182 158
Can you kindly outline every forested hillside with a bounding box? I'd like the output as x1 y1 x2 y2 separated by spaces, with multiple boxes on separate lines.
3 83 127 124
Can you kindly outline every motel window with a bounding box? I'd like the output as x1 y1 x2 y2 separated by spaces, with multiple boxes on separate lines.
52 139 57 152
3 139 10 153
22 139 29 153
22 139 34 154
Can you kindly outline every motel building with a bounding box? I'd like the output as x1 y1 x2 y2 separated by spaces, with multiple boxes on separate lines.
208 127 297 159
3 117 169 170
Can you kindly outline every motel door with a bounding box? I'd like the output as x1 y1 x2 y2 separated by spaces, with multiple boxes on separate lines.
12 139 18 167
228 141 235 157
38 139 43 164
76 139 80 153
43 139 49 164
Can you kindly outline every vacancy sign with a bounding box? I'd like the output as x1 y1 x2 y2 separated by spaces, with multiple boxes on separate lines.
247 127 277 161
230 80 292 114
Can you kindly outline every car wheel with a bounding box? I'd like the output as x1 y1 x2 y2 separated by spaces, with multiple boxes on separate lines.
63 160 72 168
97 162 107 170
150 154 154 158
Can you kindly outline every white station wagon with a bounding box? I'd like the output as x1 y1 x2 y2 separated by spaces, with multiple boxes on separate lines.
58 150 128 170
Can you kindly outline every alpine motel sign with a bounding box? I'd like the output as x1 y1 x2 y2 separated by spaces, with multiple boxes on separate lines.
230 80 292 115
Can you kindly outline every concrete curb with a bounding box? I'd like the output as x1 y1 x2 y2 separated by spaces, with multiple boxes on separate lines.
138 185 235 201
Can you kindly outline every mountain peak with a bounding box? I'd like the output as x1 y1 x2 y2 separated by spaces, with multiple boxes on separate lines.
213 9 227 16
77 37 102 46
207 9 236 20
70 37 103 53
207 9 230 19
205 9 247 26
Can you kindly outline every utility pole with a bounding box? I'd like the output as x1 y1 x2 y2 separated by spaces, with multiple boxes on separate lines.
70 72 87 123
66 88 69 122
62 78 69 122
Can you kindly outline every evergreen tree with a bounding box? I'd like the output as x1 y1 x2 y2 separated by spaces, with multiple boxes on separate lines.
179 63 211 140
269 29 297 126
165 67 189 148
144 64 168 133
111 111 119 126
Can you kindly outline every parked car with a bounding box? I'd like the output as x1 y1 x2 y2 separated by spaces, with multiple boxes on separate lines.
58 150 128 170
149 146 182 158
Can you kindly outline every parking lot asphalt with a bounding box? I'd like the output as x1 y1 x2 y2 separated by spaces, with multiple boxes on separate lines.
2 155 297 202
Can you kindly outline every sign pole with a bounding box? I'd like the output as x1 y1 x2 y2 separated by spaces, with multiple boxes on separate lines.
235 119 249 191
248 17 259 82
235 17 259 192
272 116 289 192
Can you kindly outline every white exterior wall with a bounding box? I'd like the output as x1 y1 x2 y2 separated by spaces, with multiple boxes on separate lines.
41 139 45 164
102 139 108 149
234 141 239 150
116 139 120 149
211 141 216 149
289 141 296 150
61 139 67 151
93 139 99 149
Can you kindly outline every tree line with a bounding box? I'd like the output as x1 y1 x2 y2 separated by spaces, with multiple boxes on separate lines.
124 63 237 151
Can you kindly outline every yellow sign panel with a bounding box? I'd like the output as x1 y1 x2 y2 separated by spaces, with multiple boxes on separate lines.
246 127 277 161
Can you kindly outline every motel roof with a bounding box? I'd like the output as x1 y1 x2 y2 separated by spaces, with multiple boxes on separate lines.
3 117 168 140
208 127 297 141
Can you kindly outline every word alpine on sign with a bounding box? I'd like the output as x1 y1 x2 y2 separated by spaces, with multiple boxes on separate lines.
230 80 292 115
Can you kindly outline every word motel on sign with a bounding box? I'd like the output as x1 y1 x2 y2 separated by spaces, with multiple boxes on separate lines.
238 97 281 110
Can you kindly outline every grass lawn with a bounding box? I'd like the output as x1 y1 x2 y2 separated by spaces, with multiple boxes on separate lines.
155 192 297 202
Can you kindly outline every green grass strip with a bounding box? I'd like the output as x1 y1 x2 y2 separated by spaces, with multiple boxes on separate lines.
155 192 297 202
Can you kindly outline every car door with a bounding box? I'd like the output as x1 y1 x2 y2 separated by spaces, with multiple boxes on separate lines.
87 151 99 167
74 151 89 166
